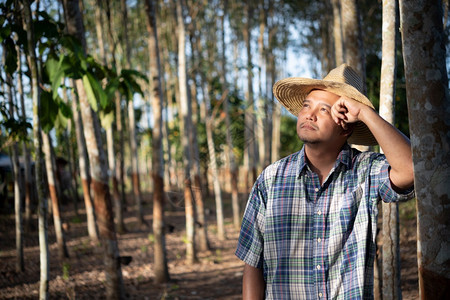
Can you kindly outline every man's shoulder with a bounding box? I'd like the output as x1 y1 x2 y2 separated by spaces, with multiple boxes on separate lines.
260 151 302 181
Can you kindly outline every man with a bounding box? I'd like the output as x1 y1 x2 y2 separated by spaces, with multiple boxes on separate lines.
235 64 415 299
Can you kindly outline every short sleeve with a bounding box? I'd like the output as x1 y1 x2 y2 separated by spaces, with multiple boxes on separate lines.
235 180 266 268
369 154 415 203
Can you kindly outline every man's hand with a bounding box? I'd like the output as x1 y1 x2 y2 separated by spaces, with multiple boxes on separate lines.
331 96 370 130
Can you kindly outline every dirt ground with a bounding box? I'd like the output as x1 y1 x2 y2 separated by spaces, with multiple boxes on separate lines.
0 192 418 299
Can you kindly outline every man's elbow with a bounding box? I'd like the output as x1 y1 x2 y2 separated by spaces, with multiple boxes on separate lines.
390 166 415 191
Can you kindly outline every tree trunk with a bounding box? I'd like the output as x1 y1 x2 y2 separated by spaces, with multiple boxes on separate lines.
257 1 266 172
21 0 49 297
341 0 368 152
177 0 197 264
104 0 127 233
341 0 366 85
144 0 170 283
244 2 256 193
380 1 401 299
42 132 69 260
70 83 99 242
16 45 33 232
5 69 24 272
220 0 240 230
62 0 125 298
200 73 226 241
331 0 344 66
121 0 145 227
399 1 450 299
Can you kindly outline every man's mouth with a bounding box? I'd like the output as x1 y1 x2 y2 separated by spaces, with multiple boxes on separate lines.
300 122 318 130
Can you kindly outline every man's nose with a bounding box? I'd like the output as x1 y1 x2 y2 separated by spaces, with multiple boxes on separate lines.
305 109 317 121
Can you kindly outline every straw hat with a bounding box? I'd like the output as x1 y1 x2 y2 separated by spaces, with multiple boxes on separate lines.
273 63 377 146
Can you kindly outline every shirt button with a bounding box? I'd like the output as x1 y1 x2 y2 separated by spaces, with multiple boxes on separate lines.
319 293 323 297
317 238 322 243
317 210 322 215
316 265 321 270
314 187 319 192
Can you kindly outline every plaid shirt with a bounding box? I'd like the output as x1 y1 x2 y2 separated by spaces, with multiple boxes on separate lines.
236 144 414 299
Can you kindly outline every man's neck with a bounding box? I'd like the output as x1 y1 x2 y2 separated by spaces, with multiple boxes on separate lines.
304 143 344 184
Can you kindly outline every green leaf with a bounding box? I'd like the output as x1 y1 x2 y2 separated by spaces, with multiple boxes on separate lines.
82 74 98 112
54 108 68 130
3 37 17 75
40 91 59 133
99 110 115 129
58 98 72 119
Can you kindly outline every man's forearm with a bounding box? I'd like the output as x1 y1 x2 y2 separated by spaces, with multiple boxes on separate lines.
243 264 265 300
359 106 414 190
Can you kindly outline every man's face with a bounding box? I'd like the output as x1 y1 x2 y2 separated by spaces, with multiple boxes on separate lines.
296 90 347 145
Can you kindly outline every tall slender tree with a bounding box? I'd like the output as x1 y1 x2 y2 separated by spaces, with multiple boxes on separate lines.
42 131 69 260
399 1 450 298
15 45 33 232
144 0 170 283
70 83 99 241
62 0 125 298
20 0 50 297
5 64 24 272
380 0 401 299
177 0 197 264
121 0 145 227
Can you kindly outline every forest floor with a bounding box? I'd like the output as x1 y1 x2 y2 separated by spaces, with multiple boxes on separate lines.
0 191 418 299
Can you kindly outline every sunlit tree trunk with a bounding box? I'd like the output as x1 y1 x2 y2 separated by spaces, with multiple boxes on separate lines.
144 0 170 283
21 1 49 297
341 0 368 152
177 0 197 264
341 0 365 85
5 68 24 272
42 132 69 260
104 0 127 234
257 0 266 172
16 46 33 232
220 0 240 230
331 0 344 66
121 0 145 227
199 42 225 240
70 83 98 242
399 1 450 299
380 1 401 299
62 0 125 298
61 86 80 216
243 2 257 193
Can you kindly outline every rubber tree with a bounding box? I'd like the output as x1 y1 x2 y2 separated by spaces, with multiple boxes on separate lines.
380 0 402 299
399 0 450 299
144 0 170 283
20 0 50 298
62 0 125 298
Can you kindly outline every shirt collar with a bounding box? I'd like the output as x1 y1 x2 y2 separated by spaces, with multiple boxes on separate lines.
297 143 353 177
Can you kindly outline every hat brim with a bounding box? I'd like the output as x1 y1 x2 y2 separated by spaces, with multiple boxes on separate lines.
273 78 378 146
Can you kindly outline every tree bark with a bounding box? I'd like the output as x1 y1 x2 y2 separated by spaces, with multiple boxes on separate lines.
399 1 450 299
331 0 344 66
5 69 24 272
70 83 99 242
62 0 125 298
16 45 33 232
43 132 69 260
21 0 49 297
121 0 145 227
144 0 170 283
380 1 401 299
243 2 257 193
177 0 197 264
